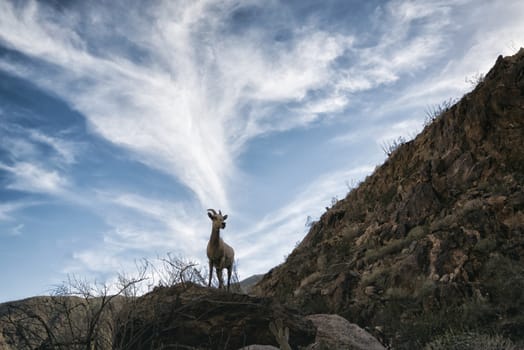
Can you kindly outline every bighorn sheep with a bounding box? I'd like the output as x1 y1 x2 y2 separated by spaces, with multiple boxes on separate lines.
206 209 235 291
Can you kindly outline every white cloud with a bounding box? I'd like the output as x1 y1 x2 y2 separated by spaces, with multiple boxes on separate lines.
0 1 359 210
387 0 456 24
10 223 24 236
28 130 77 164
1 1 232 208
70 249 125 275
367 0 524 123
0 202 29 221
108 192 206 244
0 123 78 201
0 136 38 159
376 118 422 144
298 94 349 116
0 161 68 194
226 31 354 102
63 190 212 275
329 1 457 103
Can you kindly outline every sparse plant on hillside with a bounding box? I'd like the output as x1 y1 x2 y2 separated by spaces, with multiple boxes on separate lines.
269 318 292 350
381 136 406 157
1 254 226 350
465 72 485 89
3 272 147 350
325 196 339 211
305 215 316 228
345 178 361 193
151 253 207 288
424 331 516 350
424 97 457 127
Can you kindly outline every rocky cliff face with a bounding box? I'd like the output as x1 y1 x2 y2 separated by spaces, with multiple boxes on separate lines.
253 49 524 348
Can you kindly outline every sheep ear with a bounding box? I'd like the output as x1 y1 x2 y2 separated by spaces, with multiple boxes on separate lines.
223 214 228 220
208 212 214 220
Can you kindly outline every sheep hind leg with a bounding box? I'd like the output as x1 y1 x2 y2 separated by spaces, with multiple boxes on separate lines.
227 266 232 292
216 267 224 289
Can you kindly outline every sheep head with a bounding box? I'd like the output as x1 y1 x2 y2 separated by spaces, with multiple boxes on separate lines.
207 209 228 229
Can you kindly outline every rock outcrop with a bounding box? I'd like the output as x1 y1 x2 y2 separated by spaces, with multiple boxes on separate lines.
113 283 316 350
253 49 524 348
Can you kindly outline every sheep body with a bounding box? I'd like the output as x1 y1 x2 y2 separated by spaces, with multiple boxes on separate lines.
206 209 235 290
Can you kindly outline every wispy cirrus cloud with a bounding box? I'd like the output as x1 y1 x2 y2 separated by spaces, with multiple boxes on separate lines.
65 191 210 275
0 126 78 166
0 161 69 195
27 130 78 165
0 1 232 208
107 192 206 247
367 0 524 115
0 0 378 210
0 202 30 221
10 223 24 236
333 0 455 95
0 121 78 200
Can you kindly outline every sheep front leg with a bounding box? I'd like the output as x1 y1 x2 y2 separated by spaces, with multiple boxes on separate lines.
208 261 213 287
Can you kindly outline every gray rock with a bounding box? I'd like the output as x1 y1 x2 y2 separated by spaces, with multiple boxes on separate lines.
305 314 386 350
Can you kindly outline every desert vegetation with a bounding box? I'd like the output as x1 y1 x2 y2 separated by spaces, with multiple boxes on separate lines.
0 254 241 350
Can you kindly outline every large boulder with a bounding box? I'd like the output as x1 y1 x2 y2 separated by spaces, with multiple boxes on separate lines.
306 314 386 350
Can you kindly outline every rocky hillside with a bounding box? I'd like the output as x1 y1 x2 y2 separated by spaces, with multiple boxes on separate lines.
253 49 524 348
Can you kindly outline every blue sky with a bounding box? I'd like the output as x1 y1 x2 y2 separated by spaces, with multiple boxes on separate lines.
0 0 523 302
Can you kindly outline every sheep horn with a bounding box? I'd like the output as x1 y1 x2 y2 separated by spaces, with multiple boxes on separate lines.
207 209 217 215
